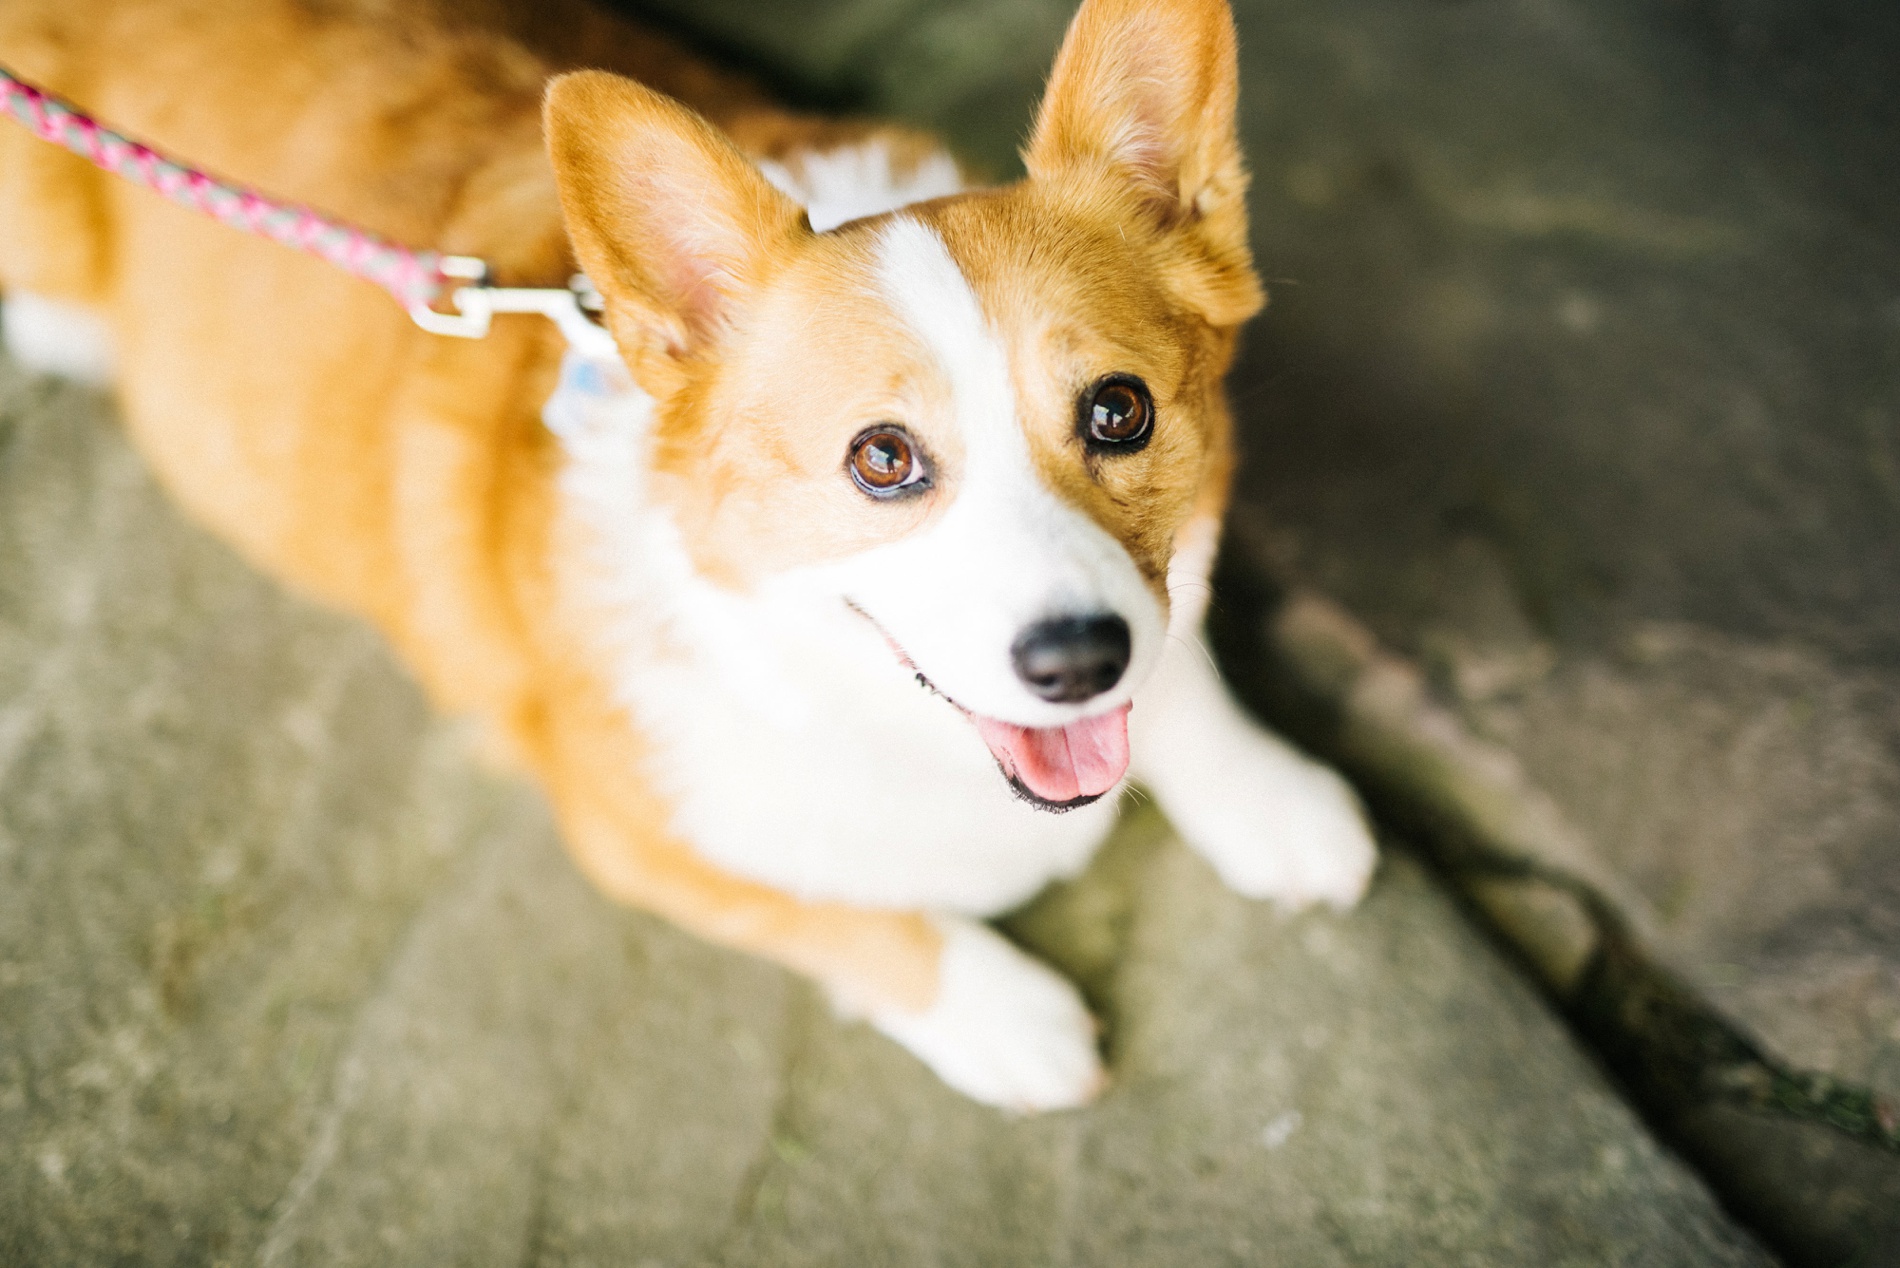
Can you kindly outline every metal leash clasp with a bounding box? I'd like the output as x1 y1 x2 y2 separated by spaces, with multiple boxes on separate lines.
409 257 615 356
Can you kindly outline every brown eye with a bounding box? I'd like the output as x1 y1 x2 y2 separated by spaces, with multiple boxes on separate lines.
849 427 927 497
1082 375 1154 451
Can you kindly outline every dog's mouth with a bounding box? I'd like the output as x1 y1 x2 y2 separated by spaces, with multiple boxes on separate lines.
965 704 1130 812
847 600 1131 812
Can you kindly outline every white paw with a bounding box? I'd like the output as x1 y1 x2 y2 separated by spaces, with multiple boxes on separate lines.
1179 750 1378 912
870 919 1106 1113
2 293 116 385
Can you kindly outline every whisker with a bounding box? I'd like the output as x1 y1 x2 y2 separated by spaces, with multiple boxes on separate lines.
1162 629 1223 675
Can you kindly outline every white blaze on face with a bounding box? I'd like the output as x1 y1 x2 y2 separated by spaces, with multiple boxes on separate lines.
811 217 1165 733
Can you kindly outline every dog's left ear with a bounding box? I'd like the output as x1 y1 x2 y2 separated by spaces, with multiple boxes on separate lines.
544 71 809 394
1024 0 1262 327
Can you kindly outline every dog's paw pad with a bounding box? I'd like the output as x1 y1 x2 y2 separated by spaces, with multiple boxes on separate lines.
872 920 1105 1113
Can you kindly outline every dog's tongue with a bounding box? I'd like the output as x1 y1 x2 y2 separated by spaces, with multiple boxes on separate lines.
969 704 1131 805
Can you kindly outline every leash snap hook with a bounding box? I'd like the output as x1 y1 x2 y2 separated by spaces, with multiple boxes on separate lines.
408 257 614 355
407 255 494 338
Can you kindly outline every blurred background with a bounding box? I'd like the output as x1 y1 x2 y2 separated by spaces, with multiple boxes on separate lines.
2 0 1896 1263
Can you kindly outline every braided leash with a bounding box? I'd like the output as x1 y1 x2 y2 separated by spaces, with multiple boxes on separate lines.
0 64 609 351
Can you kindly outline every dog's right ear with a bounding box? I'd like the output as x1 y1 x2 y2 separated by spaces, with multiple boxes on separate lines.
1024 0 1261 328
544 72 808 393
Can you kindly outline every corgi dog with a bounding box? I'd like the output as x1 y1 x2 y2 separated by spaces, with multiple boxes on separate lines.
0 0 1376 1110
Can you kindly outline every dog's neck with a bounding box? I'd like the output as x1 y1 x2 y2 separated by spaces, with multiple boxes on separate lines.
755 139 965 234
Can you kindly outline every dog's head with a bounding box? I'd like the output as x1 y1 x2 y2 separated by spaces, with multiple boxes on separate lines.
545 0 1261 810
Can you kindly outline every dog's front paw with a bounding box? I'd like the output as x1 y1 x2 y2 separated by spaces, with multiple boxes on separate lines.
871 919 1105 1113
1180 749 1378 913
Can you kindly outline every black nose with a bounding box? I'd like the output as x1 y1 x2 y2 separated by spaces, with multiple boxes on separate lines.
1011 615 1132 703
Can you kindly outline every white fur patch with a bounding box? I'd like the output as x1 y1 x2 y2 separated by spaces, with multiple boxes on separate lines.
2 293 115 385
870 916 1104 1111
757 138 964 233
1130 523 1377 912
1164 514 1222 635
811 217 1166 728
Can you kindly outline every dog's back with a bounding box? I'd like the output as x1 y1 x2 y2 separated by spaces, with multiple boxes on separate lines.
0 0 786 722
0 6 539 551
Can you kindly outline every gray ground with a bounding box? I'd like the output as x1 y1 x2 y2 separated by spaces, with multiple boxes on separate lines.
4 0 1898 1262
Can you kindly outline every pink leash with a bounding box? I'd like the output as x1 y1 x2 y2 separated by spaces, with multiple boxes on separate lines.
0 64 609 350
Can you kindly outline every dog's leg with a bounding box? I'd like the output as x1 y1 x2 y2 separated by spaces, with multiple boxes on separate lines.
557 795 1104 1111
0 106 117 384
535 695 1104 1112
1 292 116 385
1132 626 1377 908
864 916 1105 1112
1131 617 1378 912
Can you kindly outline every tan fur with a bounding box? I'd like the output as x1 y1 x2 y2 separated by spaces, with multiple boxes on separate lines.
0 0 1256 1026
